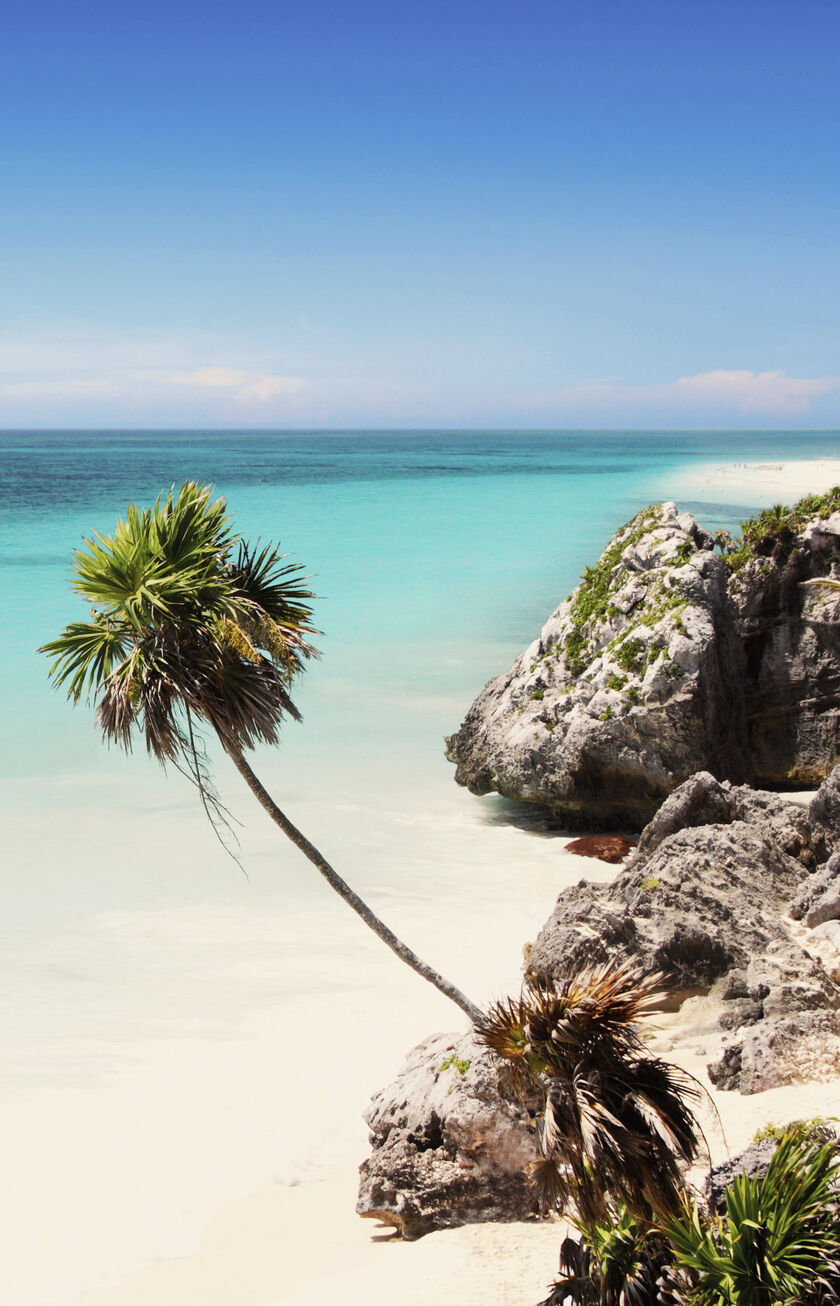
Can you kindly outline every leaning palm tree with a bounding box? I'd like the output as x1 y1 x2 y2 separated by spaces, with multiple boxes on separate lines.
40 481 482 1024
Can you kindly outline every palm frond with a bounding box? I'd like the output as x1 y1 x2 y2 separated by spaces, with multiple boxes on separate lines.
477 958 703 1234
40 482 318 850
40 614 131 702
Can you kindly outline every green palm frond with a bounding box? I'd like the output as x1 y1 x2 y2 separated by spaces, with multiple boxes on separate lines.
72 486 236 627
232 541 317 628
41 479 318 776
40 613 131 702
663 1129 840 1305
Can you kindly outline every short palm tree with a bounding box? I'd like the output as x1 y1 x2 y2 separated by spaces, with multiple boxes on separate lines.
41 481 482 1024
478 959 702 1233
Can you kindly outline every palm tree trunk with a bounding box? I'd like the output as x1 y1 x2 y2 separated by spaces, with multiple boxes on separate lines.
226 746 483 1026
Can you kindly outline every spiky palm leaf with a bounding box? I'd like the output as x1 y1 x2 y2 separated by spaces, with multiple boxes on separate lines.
663 1128 840 1305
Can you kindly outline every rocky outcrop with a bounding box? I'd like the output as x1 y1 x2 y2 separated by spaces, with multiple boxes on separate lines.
525 770 840 1094
447 494 840 830
356 1031 539 1238
633 772 815 868
357 770 840 1235
732 514 840 788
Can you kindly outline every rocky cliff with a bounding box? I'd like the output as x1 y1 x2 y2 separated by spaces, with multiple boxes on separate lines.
446 492 840 829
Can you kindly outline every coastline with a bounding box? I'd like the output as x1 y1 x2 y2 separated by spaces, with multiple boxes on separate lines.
663 455 840 508
11 444 840 1306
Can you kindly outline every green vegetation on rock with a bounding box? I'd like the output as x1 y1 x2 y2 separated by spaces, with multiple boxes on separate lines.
561 505 664 675
724 487 840 572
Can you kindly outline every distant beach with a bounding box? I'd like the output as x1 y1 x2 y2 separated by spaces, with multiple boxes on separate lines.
664 455 840 508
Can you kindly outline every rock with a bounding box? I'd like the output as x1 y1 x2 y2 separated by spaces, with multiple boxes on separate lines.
806 886 840 929
447 494 840 829
631 772 734 860
525 774 840 1092
527 822 814 994
810 765 840 862
789 851 840 921
703 1136 781 1211
704 1124 839 1211
564 834 636 863
631 771 815 867
812 920 840 950
446 503 751 830
708 1011 840 1094
356 1032 539 1238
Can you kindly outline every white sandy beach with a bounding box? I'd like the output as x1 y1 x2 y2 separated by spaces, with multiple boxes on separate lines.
72 1053 840 1306
10 453 840 1306
71 928 840 1306
665 454 840 509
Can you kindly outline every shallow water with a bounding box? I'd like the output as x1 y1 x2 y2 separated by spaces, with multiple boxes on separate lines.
2 428 838 1303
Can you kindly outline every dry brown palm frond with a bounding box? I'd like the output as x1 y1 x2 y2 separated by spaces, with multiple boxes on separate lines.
477 957 703 1233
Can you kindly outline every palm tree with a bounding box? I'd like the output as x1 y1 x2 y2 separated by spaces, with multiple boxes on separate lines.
40 481 482 1025
477 959 702 1233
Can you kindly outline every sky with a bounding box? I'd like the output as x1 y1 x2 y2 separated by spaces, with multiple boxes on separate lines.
2 0 839 429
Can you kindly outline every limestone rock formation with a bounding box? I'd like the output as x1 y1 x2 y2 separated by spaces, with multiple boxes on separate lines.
525 771 840 1094
447 493 840 829
356 1031 539 1238
357 767 840 1237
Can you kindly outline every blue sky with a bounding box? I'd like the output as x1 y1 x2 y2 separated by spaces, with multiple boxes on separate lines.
2 0 839 428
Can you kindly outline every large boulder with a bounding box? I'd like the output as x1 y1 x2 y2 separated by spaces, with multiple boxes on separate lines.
447 495 840 830
632 771 816 868
526 821 823 1001
356 1031 539 1238
525 772 840 1094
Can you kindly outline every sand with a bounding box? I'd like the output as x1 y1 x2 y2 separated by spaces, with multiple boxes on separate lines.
664 454 840 509
59 455 840 1304
75 999 840 1306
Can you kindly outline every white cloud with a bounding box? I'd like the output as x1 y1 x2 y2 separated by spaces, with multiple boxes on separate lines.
671 370 838 414
168 367 307 404
538 369 839 418
168 367 251 388
238 376 307 401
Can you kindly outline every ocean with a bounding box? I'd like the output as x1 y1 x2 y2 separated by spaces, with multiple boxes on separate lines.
2 428 838 1304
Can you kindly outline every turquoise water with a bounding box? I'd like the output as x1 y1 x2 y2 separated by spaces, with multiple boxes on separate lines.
2 429 839 1305
3 428 839 782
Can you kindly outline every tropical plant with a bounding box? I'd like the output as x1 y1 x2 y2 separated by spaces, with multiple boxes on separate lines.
663 1127 840 1305
40 481 481 1023
547 1205 676 1306
477 959 702 1234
